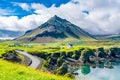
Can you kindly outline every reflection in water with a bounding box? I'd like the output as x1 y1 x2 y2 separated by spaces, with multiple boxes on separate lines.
75 61 120 80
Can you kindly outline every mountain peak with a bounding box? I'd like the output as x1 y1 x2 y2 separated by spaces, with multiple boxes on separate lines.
53 15 59 18
48 15 67 23
17 16 95 42
52 15 61 19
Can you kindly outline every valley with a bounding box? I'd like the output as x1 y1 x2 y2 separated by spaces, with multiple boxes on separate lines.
0 40 120 80
0 16 120 80
0 0 120 80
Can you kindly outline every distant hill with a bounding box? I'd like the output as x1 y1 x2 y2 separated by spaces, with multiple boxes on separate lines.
95 34 120 40
0 30 24 40
16 15 95 42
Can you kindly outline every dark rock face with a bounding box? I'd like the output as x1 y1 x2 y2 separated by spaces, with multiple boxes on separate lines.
56 63 68 75
3 53 21 62
108 47 120 58
96 47 107 58
36 31 67 38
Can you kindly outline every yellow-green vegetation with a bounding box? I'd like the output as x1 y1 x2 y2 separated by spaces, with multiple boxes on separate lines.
1 40 120 58
0 59 74 80
0 40 120 58
0 40 120 80
0 49 6 57
0 41 15 57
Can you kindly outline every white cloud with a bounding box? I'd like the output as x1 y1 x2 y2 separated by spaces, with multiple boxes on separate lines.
0 15 48 31
13 2 31 11
0 8 15 16
0 0 120 35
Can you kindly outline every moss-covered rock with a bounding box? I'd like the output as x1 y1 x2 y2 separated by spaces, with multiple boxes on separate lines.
60 52 66 57
66 51 74 58
48 57 58 65
56 63 68 75
64 73 75 79
42 60 49 68
96 47 107 58
80 49 95 62
3 50 21 62
108 47 120 57
51 53 60 58
72 50 81 60
57 56 65 67
30 52 49 60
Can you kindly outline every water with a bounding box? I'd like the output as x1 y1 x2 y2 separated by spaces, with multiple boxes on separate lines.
75 61 120 80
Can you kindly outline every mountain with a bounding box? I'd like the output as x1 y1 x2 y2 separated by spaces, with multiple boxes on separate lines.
0 30 24 40
16 15 95 42
95 34 120 40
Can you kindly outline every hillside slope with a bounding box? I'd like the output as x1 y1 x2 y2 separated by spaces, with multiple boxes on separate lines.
0 59 74 80
17 15 95 42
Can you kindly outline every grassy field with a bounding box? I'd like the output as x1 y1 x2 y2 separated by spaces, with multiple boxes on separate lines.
0 40 120 80
0 40 120 55
0 59 74 80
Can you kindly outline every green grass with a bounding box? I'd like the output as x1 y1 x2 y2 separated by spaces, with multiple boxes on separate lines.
0 40 119 55
0 49 6 57
0 40 120 80
0 40 120 55
0 59 74 80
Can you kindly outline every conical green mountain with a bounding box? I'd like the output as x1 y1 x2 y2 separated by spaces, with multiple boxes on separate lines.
17 15 95 42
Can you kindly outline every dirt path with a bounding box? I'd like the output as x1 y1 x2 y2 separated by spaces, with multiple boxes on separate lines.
16 50 42 69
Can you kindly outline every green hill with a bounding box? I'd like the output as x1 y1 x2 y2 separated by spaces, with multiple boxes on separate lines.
17 15 95 42
0 59 74 80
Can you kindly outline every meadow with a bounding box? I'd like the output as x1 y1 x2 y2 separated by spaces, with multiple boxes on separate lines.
0 40 120 80
0 40 120 57
0 59 74 80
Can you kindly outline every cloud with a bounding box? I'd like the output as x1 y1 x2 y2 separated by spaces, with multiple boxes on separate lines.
30 0 120 34
0 0 120 35
0 15 48 31
0 8 15 16
13 2 31 11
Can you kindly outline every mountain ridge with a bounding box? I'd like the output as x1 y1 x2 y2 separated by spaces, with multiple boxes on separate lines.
95 34 120 40
0 29 24 39
16 15 95 42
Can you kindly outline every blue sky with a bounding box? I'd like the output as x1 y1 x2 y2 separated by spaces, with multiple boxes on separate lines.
0 0 70 17
2 0 70 7
0 0 120 35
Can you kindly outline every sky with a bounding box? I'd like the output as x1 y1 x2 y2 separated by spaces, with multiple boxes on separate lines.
0 0 120 35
